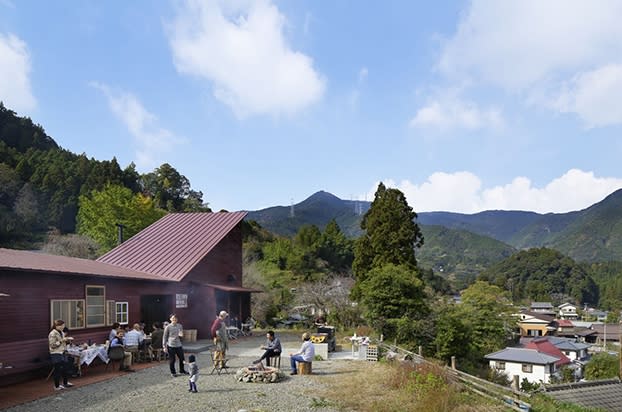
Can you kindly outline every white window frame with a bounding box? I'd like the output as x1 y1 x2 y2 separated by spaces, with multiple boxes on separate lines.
495 361 506 370
85 285 106 327
116 301 129 325
50 299 85 329
522 364 533 373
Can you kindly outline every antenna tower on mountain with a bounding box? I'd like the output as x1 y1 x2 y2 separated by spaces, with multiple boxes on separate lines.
290 198 295 218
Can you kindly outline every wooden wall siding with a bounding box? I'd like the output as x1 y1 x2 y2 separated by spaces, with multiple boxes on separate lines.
186 226 243 285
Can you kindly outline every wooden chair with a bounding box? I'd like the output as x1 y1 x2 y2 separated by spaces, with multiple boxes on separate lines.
151 347 165 361
106 346 126 371
266 354 281 369
209 350 229 375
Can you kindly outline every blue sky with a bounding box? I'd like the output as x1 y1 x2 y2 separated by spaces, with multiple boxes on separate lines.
3 0 622 214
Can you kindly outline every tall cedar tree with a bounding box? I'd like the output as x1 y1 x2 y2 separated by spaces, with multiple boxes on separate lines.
351 183 424 300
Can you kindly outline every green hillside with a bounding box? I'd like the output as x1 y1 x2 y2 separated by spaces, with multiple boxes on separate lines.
418 225 516 289
479 248 599 305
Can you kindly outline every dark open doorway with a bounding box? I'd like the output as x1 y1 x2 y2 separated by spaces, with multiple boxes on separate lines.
141 295 172 332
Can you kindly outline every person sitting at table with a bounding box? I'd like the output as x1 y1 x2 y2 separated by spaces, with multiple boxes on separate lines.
108 322 120 342
125 323 147 361
253 330 281 365
150 322 164 360
48 319 74 390
110 330 134 372
125 323 144 348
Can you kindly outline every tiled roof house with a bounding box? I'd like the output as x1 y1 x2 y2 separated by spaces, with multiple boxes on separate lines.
0 211 256 383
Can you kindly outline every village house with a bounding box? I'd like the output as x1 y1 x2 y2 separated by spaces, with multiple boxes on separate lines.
530 302 556 317
485 347 565 384
0 211 258 384
517 311 558 337
557 302 579 320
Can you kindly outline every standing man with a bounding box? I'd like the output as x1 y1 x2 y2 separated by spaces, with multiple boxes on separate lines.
210 310 229 368
163 314 188 377
253 330 281 365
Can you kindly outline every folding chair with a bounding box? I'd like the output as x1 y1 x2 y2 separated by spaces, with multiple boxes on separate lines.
209 350 229 375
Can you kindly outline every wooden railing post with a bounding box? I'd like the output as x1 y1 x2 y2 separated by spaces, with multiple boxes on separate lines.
451 356 456 370
418 346 422 357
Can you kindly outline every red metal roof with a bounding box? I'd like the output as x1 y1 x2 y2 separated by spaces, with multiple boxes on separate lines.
97 211 247 281
0 248 170 281
525 338 571 366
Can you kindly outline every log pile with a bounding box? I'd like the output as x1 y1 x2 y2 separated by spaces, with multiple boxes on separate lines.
235 365 281 383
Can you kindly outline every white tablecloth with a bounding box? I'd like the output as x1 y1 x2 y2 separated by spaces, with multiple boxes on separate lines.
66 345 109 365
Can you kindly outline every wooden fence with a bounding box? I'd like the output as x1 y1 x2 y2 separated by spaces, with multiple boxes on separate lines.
377 342 532 412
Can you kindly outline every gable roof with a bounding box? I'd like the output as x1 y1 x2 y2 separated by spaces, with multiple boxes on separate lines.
485 347 560 365
557 319 574 327
519 311 555 323
98 211 247 281
545 379 622 412
0 248 170 281
524 338 571 366
531 302 554 309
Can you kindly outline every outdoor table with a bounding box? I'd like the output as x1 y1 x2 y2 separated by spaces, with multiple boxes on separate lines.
226 326 241 340
66 344 110 374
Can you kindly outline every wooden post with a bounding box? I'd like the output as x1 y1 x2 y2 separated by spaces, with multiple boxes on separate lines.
511 375 520 392
418 346 422 357
451 356 456 370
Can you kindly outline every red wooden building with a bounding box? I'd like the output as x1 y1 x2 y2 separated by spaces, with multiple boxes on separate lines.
0 211 257 383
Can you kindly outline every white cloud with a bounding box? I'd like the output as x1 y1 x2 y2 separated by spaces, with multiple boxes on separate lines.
91 82 182 169
410 96 503 132
436 0 622 127
553 64 622 128
439 0 622 91
167 0 326 118
0 33 36 112
365 169 622 214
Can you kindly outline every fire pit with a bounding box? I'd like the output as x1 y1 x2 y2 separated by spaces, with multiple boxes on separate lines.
235 365 282 383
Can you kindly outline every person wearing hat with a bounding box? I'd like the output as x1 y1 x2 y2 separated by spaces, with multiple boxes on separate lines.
210 310 229 368
289 332 315 375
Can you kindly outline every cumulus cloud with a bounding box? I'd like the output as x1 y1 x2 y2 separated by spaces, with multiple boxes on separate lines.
364 169 622 214
410 95 503 132
167 0 326 117
436 0 622 127
553 64 622 128
0 33 36 112
91 82 183 169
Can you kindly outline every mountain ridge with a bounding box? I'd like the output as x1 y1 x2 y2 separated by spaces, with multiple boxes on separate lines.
246 188 622 263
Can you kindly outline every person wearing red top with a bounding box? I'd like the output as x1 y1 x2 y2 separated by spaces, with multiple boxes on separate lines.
210 311 229 368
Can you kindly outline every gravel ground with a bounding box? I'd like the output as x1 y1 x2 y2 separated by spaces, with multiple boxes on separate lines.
6 332 353 412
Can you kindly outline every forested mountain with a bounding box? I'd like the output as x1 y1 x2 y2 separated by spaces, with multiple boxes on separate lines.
246 191 369 237
248 189 622 263
417 225 516 289
0 103 208 248
479 248 599 306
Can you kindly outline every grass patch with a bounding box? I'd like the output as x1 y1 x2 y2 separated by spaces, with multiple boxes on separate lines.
317 360 504 412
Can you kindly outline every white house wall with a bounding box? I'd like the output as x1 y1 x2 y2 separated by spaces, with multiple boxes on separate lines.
490 361 552 384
